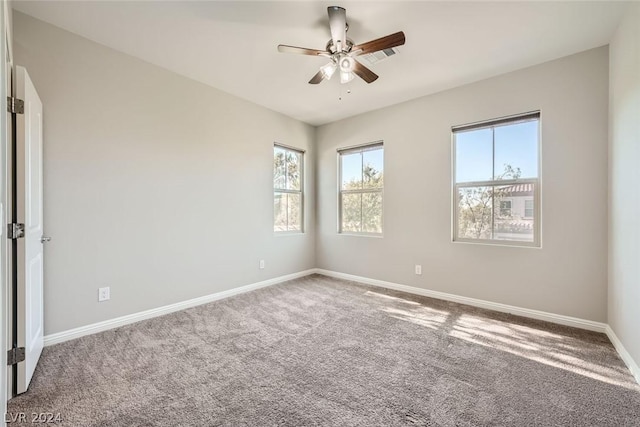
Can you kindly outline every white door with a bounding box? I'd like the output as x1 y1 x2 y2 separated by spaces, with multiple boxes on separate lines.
2 0 11 412
15 66 44 394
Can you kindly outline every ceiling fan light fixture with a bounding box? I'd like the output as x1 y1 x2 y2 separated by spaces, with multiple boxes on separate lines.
321 62 337 80
339 56 355 72
340 70 355 84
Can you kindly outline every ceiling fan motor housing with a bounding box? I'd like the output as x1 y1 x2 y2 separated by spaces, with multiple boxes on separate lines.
326 39 354 54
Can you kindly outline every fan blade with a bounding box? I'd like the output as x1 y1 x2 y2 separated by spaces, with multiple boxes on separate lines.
277 45 329 57
351 31 406 56
352 60 379 84
308 70 325 84
328 6 347 52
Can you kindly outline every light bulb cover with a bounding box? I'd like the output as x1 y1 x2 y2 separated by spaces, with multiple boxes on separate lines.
340 70 355 84
320 62 337 80
339 56 355 72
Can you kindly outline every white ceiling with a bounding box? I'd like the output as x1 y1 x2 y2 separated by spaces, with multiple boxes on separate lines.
12 1 629 126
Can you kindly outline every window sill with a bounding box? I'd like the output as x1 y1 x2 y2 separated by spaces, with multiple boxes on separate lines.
338 232 383 238
274 231 305 237
452 238 540 249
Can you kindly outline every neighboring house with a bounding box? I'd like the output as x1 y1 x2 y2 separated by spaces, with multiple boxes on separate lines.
496 183 534 241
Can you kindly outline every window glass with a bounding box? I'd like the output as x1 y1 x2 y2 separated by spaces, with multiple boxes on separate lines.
453 113 539 246
455 128 493 183
339 143 383 235
341 152 362 190
494 121 539 180
274 145 304 233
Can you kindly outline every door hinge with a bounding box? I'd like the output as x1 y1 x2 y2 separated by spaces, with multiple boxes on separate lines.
7 96 24 114
7 347 25 365
8 223 25 239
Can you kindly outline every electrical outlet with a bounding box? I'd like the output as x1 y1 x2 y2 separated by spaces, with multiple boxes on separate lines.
415 265 422 275
259 260 265 269
98 286 110 302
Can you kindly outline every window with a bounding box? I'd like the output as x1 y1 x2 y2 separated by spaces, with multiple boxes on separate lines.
499 200 512 217
453 112 540 246
338 142 383 235
524 199 534 218
274 144 303 233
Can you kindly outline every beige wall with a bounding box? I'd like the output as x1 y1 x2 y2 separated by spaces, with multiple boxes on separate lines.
13 12 316 335
317 47 609 322
609 3 640 371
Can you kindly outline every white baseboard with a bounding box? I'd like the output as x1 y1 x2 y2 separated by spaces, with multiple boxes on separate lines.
605 325 640 385
315 269 608 333
44 269 316 346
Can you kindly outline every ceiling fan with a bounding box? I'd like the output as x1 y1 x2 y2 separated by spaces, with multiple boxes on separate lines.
277 6 406 85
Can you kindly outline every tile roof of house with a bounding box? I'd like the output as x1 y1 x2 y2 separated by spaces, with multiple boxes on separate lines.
499 183 534 196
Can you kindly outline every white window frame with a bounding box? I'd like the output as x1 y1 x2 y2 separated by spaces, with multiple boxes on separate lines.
273 143 304 234
338 142 384 236
452 111 541 247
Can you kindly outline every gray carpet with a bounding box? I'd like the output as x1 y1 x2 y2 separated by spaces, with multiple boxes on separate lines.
8 274 640 426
